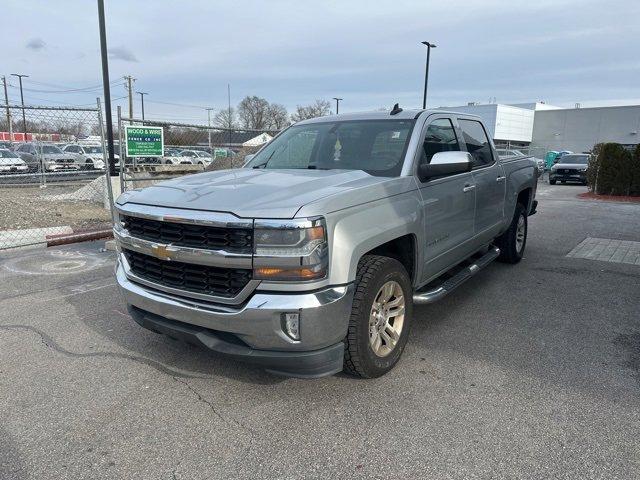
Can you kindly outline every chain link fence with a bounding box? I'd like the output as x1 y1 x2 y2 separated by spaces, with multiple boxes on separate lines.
0 103 114 250
117 111 279 192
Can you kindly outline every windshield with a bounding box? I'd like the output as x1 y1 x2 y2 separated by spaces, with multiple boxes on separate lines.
41 145 63 154
559 155 589 164
196 151 210 157
245 119 415 176
84 146 102 154
0 149 19 158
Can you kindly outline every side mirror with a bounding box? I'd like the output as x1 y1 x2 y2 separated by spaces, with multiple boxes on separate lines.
553 158 559 164
418 151 473 182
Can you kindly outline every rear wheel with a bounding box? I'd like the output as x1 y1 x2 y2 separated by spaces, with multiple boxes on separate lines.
561 180 566 184
550 179 556 185
343 255 413 378
496 203 527 264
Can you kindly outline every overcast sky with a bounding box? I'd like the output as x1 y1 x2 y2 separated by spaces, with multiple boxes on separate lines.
2 0 639 123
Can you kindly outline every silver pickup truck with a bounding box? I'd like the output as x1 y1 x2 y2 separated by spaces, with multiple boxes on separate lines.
114 107 537 378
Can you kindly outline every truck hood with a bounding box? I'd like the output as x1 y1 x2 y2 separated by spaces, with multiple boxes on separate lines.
120 168 391 218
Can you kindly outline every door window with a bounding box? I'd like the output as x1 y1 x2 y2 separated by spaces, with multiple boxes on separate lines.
458 119 494 168
419 118 460 164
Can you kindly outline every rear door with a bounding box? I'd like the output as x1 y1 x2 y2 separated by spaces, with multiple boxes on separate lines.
458 118 505 241
416 116 477 282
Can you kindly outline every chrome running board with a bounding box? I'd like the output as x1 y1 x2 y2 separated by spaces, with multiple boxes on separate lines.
412 246 500 305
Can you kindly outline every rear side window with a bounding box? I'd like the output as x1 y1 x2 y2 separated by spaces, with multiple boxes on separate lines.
420 118 460 164
458 119 494 168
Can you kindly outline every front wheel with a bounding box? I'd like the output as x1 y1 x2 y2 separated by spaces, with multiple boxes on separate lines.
343 255 413 378
496 203 527 264
550 179 556 185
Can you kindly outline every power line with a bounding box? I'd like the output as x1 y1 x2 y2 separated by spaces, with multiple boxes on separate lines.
145 99 211 110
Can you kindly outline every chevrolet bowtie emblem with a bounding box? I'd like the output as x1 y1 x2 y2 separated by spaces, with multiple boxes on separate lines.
151 244 172 260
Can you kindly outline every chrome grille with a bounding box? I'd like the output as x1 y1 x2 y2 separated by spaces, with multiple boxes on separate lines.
123 249 252 298
121 215 253 253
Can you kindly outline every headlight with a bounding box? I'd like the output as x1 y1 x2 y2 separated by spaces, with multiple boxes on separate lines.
253 218 328 281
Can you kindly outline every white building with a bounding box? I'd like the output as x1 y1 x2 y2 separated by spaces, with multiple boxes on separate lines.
440 103 534 145
531 105 640 153
440 102 640 153
242 132 273 147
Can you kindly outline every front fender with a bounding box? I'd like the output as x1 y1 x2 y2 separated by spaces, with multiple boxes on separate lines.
327 190 423 285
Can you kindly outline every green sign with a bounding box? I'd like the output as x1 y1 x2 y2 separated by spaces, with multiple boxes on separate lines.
125 126 164 157
214 148 228 158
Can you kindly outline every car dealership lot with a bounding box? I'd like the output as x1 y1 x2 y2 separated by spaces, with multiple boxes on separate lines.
0 183 638 480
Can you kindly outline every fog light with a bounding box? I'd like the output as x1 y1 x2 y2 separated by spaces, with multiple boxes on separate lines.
282 312 300 341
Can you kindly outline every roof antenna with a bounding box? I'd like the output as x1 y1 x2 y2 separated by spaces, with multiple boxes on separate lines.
390 103 403 115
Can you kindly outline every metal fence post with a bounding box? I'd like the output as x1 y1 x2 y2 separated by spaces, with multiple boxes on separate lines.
117 106 125 192
97 98 115 217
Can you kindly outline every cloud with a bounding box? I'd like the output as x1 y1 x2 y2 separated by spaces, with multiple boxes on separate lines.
26 38 46 51
108 47 138 62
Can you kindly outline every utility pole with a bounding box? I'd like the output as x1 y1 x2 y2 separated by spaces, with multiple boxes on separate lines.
421 41 436 109
2 76 10 135
206 107 214 151
124 75 135 119
97 0 116 176
333 97 343 114
10 73 28 136
137 91 147 121
227 84 232 167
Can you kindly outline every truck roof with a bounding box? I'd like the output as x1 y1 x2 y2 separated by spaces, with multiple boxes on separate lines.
295 109 480 125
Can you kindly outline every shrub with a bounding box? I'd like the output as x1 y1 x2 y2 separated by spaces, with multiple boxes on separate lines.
591 143 634 196
631 144 640 196
586 143 603 190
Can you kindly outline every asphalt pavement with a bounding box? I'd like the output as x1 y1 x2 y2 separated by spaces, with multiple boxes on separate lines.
0 182 639 480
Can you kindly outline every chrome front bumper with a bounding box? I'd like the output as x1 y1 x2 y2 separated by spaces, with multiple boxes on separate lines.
116 257 354 353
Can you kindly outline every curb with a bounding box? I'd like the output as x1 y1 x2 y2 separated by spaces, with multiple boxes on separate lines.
0 224 113 251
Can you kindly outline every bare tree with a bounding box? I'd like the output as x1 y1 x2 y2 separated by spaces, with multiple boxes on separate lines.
237 96 289 130
290 99 331 123
266 103 289 129
237 96 270 129
213 107 237 129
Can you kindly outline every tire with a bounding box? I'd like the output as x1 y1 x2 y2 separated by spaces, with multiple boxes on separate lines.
343 255 413 378
496 203 527 264
550 179 556 185
561 180 566 184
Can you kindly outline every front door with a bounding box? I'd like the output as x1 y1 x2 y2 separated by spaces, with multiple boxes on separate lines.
416 117 476 283
458 118 505 240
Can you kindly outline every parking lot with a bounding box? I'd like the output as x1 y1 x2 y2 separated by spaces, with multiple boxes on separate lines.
0 182 638 479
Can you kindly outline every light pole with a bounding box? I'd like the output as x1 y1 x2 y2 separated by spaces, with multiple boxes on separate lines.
137 92 148 121
10 73 28 136
421 41 436 109
333 97 343 114
206 107 214 151
97 0 116 176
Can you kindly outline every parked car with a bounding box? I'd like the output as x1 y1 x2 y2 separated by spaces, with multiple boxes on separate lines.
62 144 107 170
113 108 537 379
14 142 79 172
161 148 193 165
0 148 28 173
549 153 590 185
496 148 544 175
179 149 212 166
0 141 13 150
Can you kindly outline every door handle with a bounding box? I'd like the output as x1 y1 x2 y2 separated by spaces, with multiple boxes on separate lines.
496 176 506 182
463 184 476 193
